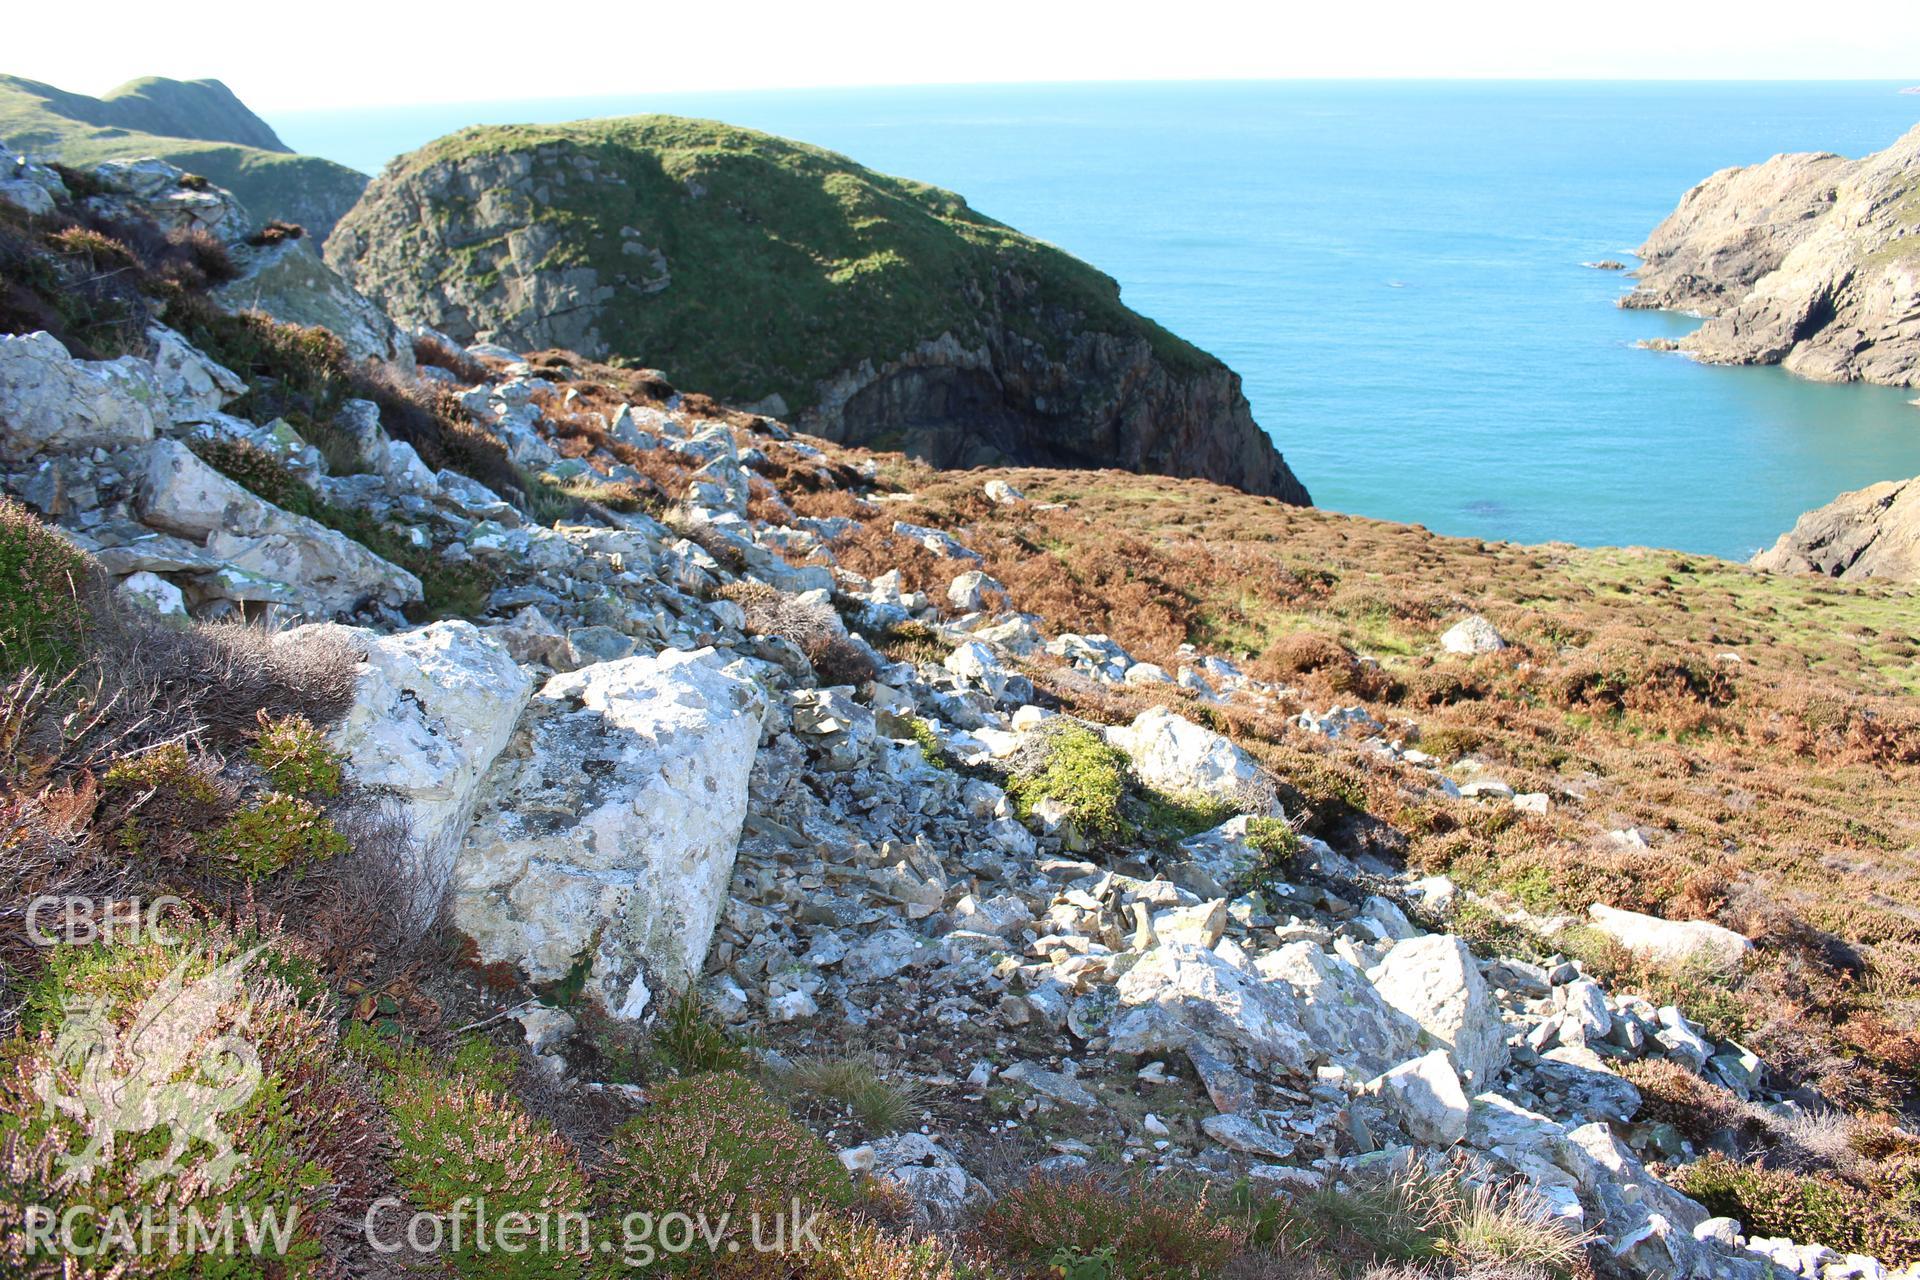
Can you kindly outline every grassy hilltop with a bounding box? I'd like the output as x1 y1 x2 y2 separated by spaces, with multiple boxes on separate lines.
339 114 1211 406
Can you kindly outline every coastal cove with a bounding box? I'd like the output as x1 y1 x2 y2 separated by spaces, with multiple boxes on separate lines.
278 81 1920 558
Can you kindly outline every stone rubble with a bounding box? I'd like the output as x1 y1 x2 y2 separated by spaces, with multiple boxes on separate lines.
1 149 1897 1280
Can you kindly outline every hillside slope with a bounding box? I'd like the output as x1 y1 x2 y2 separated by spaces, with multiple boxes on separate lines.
0 73 366 240
325 116 1310 501
10 138 1920 1280
1625 122 1920 386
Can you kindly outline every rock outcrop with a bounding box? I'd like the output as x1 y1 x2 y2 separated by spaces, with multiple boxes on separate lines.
137 438 422 614
324 117 1310 502
0 74 367 240
1753 474 1920 580
0 331 165 457
1626 123 1920 387
67 155 410 367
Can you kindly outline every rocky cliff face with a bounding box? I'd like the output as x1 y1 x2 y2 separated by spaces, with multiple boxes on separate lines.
1753 475 1920 580
325 118 1310 503
1624 123 1920 386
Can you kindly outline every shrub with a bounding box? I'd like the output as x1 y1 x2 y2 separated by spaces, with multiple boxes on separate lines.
787 1054 928 1135
0 924 373 1278
383 1067 592 1279
1255 632 1354 678
101 741 233 863
650 988 752 1075
244 220 307 247
0 499 92 678
412 333 490 383
1622 1059 1765 1149
1679 1154 1920 1265
909 717 951 770
91 612 363 749
191 437 317 514
977 1175 1244 1280
716 580 876 685
1006 722 1135 843
205 791 348 880
158 227 240 290
603 1071 853 1271
248 712 343 797
50 225 137 270
1234 815 1304 894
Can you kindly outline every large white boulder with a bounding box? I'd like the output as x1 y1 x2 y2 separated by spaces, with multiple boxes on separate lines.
865 1134 990 1227
1256 941 1424 1078
1108 941 1312 1075
453 649 766 1019
1368 934 1510 1087
136 438 421 614
1586 903 1751 971
290 621 533 920
1440 614 1507 655
1105 705 1272 808
0 331 164 459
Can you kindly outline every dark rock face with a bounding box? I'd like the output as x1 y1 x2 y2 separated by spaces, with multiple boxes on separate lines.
807 318 1309 504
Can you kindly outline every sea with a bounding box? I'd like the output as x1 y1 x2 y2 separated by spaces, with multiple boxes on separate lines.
273 82 1920 559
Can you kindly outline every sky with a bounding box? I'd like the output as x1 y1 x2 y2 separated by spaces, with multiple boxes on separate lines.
13 0 1920 112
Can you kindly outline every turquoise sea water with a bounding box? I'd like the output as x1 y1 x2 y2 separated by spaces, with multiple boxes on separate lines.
275 82 1920 559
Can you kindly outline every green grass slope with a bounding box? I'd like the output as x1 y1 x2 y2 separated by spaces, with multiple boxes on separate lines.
354 115 1214 407
0 74 366 240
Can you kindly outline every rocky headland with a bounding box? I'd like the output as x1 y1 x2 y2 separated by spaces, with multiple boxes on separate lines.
3 120 1920 1280
1624 122 1920 387
324 117 1310 502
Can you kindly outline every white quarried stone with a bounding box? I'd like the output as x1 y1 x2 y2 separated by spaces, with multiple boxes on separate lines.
946 570 1004 611
1256 941 1423 1078
1369 933 1510 1086
1106 705 1272 808
115 570 186 616
1587 903 1751 970
454 649 766 1019
0 331 164 459
0 143 66 215
866 1134 990 1227
982 479 1026 505
146 324 246 420
290 621 533 921
944 640 1010 696
1108 940 1313 1075
1367 1050 1470 1145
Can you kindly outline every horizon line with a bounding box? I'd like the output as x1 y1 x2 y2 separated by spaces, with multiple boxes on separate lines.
254 74 1920 117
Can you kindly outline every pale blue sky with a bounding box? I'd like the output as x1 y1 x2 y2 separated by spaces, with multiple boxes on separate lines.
17 0 1920 112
